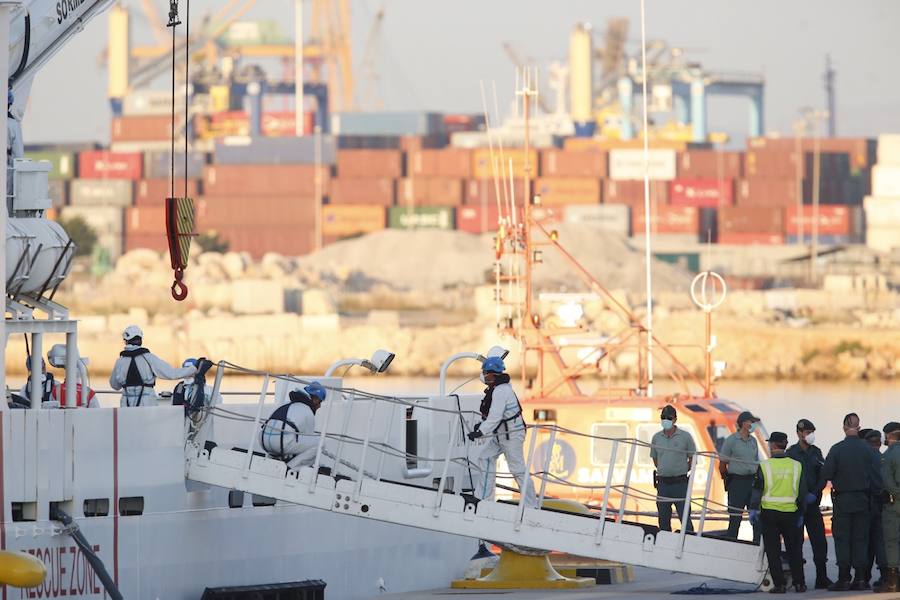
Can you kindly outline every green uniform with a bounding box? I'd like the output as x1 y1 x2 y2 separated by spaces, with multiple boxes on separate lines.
819 435 883 577
650 428 697 532
720 432 760 540
883 443 900 568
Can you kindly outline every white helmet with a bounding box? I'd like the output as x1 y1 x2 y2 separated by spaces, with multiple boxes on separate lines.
47 344 67 368
122 324 143 342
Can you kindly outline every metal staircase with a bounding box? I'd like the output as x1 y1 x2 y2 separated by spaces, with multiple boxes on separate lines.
183 365 766 586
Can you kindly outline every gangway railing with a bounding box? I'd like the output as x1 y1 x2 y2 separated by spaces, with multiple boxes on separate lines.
182 362 767 585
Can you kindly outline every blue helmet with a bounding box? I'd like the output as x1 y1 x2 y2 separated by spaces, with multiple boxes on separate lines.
304 381 327 402
481 356 506 374
182 358 198 369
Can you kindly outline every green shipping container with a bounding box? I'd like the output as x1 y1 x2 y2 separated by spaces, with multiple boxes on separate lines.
24 151 76 180
388 207 455 230
654 252 700 273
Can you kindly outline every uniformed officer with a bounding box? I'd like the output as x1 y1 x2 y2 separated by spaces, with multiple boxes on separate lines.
749 432 810 594
818 413 883 591
875 423 900 593
862 428 888 587
650 405 696 533
786 418 831 589
719 410 761 542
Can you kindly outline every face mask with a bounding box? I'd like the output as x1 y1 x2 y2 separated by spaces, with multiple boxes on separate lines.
748 422 758 434
805 432 816 445
479 373 486 384
661 419 674 431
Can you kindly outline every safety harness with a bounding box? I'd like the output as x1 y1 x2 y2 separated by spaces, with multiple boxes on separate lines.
120 347 153 407
260 391 318 458
479 374 526 441
24 373 55 405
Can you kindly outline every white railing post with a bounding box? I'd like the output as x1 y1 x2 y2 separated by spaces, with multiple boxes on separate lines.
515 425 540 528
375 401 398 481
537 428 556 506
595 439 619 544
697 454 716 537
209 362 225 405
242 375 269 478
331 392 355 479
617 441 638 522
677 452 698 558
433 414 460 516
354 399 376 498
308 388 336 493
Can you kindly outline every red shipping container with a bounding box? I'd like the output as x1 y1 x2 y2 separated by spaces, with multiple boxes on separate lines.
203 165 329 197
677 150 743 179
603 179 669 205
670 179 734 208
111 116 173 143
201 225 315 258
718 206 784 233
261 111 317 137
135 179 201 206
632 206 699 234
125 232 169 253
397 178 463 206
79 151 143 180
539 150 607 177
196 196 316 228
735 178 796 207
748 137 875 172
408 149 472 177
337 150 404 178
399 135 446 152
534 177 601 206
718 232 784 245
784 205 851 235
126 206 167 235
464 178 530 206
456 205 501 234
330 177 396 206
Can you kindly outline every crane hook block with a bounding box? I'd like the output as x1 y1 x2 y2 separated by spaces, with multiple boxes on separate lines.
167 0 181 27
165 197 196 302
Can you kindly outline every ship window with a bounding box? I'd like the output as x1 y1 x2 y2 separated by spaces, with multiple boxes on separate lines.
83 498 110 517
533 409 556 422
590 423 628 466
11 502 36 522
635 424 658 467
228 490 244 509
712 402 737 413
252 495 276 507
118 496 144 516
685 404 708 413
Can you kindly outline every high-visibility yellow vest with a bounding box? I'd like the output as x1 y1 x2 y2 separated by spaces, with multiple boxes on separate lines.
760 456 801 512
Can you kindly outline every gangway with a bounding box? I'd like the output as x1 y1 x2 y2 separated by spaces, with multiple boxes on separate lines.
184 363 767 586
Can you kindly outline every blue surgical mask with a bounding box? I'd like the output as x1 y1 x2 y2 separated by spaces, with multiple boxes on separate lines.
661 419 674 431
749 422 758 434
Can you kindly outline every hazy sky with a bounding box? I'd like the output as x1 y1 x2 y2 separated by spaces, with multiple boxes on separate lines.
23 0 900 144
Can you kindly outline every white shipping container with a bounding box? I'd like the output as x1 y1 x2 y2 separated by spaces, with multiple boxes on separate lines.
877 134 900 166
865 227 900 253
60 206 125 234
449 130 556 149
563 204 630 234
70 179 133 207
609 149 677 181
864 196 900 227
871 165 900 197
123 91 175 116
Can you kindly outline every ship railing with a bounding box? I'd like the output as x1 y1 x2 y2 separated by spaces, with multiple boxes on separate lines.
184 360 765 557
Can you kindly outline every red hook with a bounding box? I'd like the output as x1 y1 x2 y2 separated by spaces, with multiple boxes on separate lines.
171 268 189 301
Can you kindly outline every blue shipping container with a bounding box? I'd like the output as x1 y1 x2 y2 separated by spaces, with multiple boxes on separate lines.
331 112 445 136
214 136 337 165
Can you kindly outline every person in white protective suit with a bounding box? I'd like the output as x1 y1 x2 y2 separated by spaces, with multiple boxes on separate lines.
259 382 328 469
467 357 539 508
109 325 198 407
46 344 99 408
18 356 55 407
172 358 222 411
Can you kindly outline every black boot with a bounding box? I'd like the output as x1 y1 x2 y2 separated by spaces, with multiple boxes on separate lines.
848 575 869 591
828 568 852 592
874 568 899 593
794 583 807 593
815 563 833 589
769 584 786 594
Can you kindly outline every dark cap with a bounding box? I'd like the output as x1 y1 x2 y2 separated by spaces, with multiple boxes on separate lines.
796 418 816 432
865 429 882 442
883 422 900 435
660 405 677 419
737 410 760 425
766 431 788 444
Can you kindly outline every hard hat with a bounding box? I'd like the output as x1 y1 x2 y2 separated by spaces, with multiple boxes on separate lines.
122 325 143 342
660 404 677 420
304 381 327 402
25 356 45 371
481 356 506 374
47 344 67 368
182 358 198 369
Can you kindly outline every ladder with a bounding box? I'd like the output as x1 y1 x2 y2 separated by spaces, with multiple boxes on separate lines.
184 369 766 585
